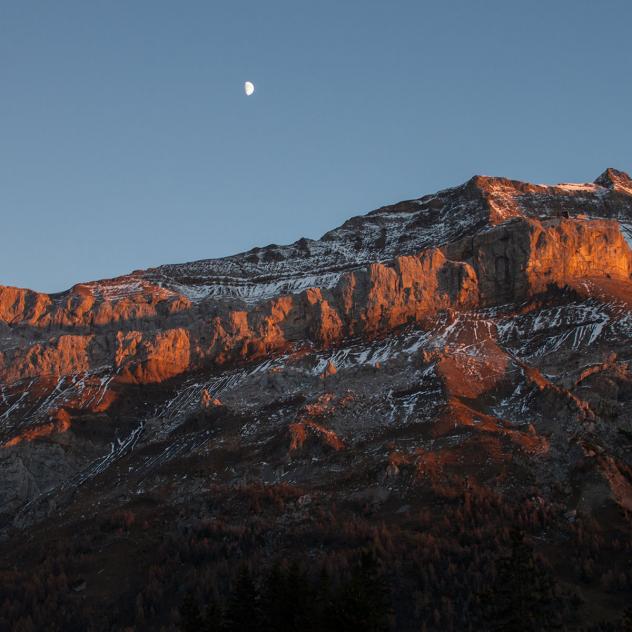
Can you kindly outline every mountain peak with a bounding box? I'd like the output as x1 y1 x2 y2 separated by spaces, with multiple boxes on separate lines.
594 167 632 191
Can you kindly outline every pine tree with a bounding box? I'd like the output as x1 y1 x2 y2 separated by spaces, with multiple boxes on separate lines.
284 561 314 631
224 565 261 632
478 530 561 631
331 550 391 632
313 566 336 631
179 592 204 632
260 562 287 632
202 596 223 632
260 561 314 632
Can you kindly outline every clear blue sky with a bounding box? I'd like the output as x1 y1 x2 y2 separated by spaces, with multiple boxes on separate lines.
1 1 631 292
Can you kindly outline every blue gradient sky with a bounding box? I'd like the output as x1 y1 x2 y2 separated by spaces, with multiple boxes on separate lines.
1 1 631 292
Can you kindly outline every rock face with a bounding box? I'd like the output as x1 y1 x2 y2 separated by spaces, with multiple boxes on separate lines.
1 168 632 536
2 168 632 630
1 218 630 396
460 217 632 305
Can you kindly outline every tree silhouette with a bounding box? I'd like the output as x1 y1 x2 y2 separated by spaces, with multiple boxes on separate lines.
330 551 391 632
260 562 287 632
179 592 204 632
223 566 261 632
479 530 561 631
202 596 223 632
260 561 313 632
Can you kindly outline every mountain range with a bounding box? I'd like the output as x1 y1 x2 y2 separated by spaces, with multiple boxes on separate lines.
1 169 632 630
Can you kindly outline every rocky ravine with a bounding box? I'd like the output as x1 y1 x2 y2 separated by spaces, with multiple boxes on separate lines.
1 168 632 533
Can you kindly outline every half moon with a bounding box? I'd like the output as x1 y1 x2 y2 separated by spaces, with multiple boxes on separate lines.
244 81 255 96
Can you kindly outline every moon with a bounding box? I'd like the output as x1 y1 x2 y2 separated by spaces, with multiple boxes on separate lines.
244 81 255 96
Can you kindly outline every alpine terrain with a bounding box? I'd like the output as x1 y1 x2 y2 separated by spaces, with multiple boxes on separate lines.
1 169 632 631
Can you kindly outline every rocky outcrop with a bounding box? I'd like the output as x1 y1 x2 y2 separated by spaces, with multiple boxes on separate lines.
594 167 632 193
114 328 191 384
0 280 190 330
466 217 632 306
1 172 632 449
0 335 94 381
0 245 480 393
2 219 632 399
0 286 52 325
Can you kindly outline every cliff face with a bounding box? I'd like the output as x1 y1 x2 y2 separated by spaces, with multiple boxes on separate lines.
1 168 632 538
465 217 632 305
1 216 630 392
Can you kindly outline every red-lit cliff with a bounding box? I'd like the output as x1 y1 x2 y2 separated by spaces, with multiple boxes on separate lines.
1 169 632 629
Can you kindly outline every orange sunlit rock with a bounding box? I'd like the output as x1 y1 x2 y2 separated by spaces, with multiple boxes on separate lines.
115 328 191 384
3 409 72 448
0 335 93 382
1 217 630 399
288 420 344 453
321 360 337 378
201 389 222 408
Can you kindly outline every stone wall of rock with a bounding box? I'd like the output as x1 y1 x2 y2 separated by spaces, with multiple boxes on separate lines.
1 217 631 404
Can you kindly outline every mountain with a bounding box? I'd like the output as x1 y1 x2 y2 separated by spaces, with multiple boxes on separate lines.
1 169 632 630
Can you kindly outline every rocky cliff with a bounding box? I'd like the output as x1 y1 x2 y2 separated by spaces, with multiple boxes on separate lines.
1 170 632 629
2 175 632 408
